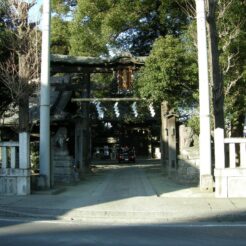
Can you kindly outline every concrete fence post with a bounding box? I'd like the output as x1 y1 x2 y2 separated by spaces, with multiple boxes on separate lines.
1 147 7 168
240 143 246 168
19 132 30 169
18 132 31 195
214 128 225 169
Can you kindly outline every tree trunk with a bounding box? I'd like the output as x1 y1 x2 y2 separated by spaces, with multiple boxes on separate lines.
206 0 225 129
17 2 30 133
19 96 29 132
231 113 245 137
18 53 29 133
81 73 91 171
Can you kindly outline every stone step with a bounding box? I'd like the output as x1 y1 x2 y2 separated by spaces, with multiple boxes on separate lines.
53 156 73 161
54 163 73 168
54 168 73 175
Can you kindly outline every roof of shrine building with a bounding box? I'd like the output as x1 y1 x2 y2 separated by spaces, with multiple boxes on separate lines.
50 53 146 73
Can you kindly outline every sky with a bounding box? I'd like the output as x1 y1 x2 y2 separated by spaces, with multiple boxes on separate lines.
29 0 43 22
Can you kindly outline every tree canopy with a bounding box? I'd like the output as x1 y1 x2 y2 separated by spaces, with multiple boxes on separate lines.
49 0 245 133
51 0 189 56
0 0 244 134
135 35 198 109
50 0 194 119
216 0 246 135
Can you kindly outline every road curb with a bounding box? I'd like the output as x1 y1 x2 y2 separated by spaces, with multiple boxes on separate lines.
1 205 246 224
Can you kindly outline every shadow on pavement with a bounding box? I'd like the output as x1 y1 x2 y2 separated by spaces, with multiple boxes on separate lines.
1 216 246 246
0 159 246 227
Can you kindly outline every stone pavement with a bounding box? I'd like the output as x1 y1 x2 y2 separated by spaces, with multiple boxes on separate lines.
0 160 246 224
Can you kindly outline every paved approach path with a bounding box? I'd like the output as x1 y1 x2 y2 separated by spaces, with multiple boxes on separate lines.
1 160 246 224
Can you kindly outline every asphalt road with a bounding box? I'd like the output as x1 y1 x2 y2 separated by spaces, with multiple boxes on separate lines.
1 218 246 246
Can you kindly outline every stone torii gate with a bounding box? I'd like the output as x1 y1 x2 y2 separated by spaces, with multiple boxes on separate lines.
39 0 213 191
40 50 145 188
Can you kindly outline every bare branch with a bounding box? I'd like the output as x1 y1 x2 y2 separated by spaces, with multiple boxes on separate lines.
225 74 243 96
175 0 196 19
217 0 233 20
222 51 239 75
0 0 40 103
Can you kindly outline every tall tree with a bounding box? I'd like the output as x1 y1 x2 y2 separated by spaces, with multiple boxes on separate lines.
51 16 70 54
206 0 224 129
176 0 246 136
51 0 189 56
0 0 41 132
50 0 73 54
50 0 194 107
50 0 245 137
136 34 198 111
0 0 13 115
217 0 246 136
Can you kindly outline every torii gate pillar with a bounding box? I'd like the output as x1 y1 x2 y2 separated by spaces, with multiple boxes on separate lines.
196 0 213 192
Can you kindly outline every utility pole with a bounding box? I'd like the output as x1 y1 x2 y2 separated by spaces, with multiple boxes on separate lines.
39 0 51 188
196 0 213 192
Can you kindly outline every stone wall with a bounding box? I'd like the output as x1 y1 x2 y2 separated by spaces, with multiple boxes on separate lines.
52 127 77 184
175 125 200 185
177 155 200 185
53 154 75 184
0 169 31 195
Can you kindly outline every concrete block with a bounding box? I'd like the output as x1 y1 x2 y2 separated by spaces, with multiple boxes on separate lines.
36 175 47 190
8 178 17 194
186 159 198 167
187 166 198 176
215 168 246 197
228 177 246 197
0 177 17 195
0 169 8 176
215 175 228 198
178 160 185 167
9 168 31 177
0 179 3 193
53 153 74 184
200 174 213 192
17 176 30 195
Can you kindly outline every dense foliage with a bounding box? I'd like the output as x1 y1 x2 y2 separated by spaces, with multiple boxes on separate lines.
50 0 193 119
216 0 246 135
135 35 198 109
0 0 244 134
51 0 189 56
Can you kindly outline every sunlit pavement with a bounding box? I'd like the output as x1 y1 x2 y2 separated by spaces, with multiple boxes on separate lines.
0 160 246 224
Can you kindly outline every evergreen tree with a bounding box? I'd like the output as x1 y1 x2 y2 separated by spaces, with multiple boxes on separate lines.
136 35 198 110
217 0 246 136
50 0 245 135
